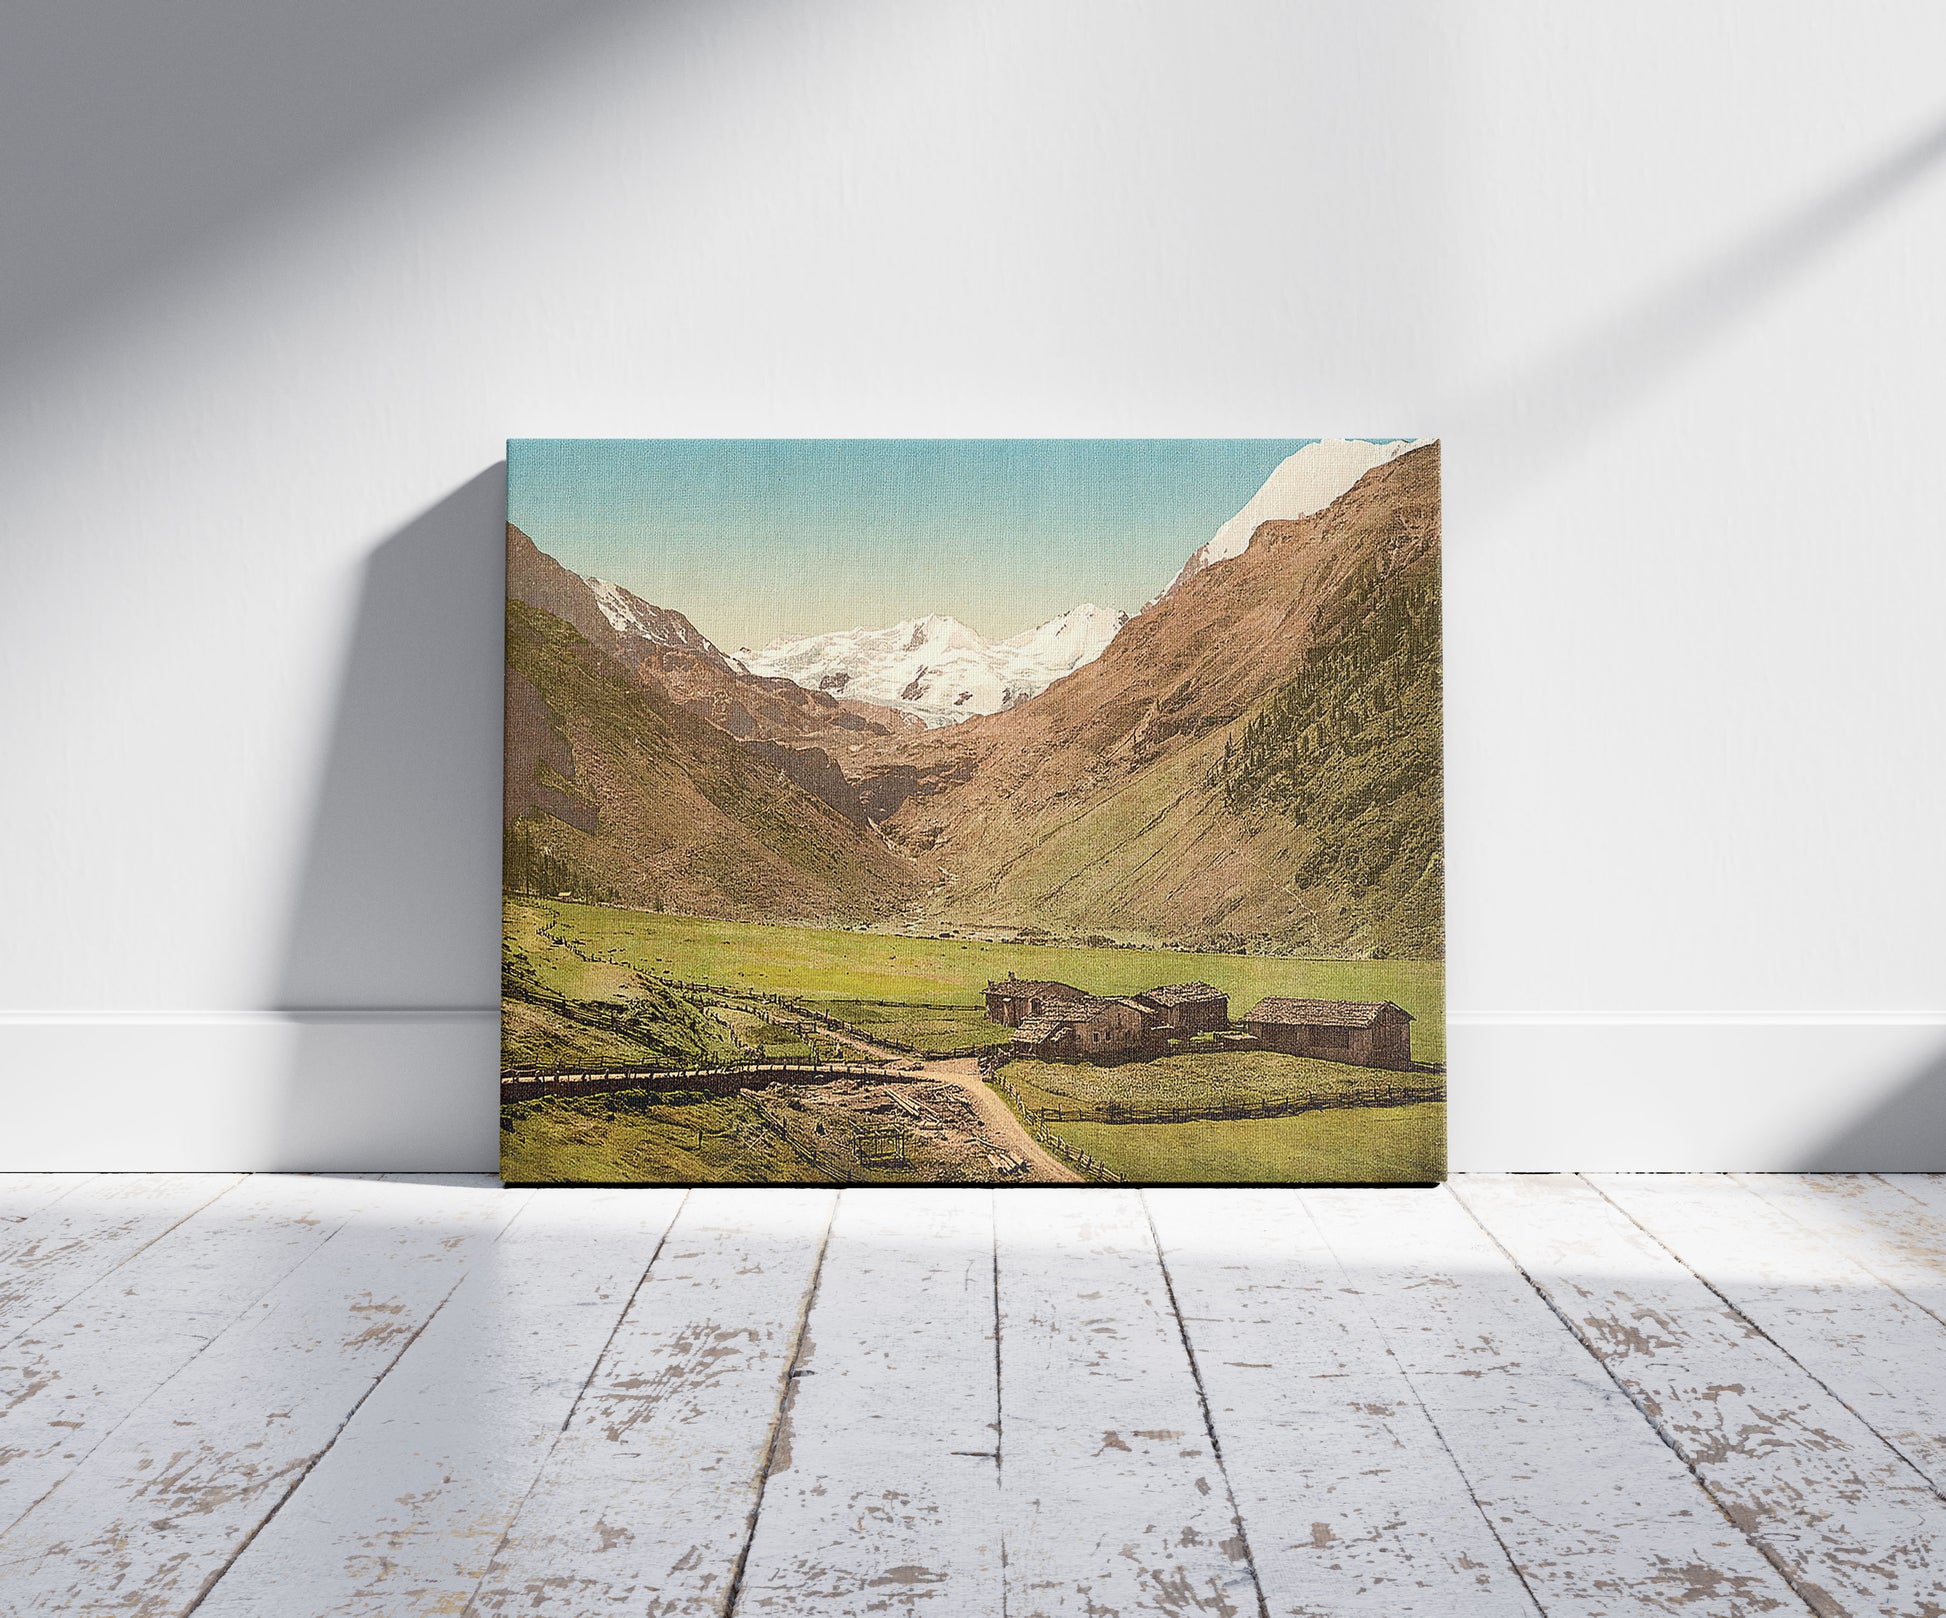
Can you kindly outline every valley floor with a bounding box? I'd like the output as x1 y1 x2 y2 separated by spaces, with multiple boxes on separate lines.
511 898 1445 1056
503 898 1446 1184
6 1172 1946 1615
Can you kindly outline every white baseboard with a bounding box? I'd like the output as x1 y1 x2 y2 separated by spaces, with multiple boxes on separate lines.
1448 1016 1946 1171
0 1013 1940 1173
0 1012 500 1172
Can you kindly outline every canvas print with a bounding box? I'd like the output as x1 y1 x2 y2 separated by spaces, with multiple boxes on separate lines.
502 439 1444 1185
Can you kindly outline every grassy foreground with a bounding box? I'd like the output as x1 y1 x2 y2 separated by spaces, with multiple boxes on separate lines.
501 1094 830 1185
513 899 1445 1063
1057 1103 1445 1184
814 999 1013 1053
1004 1048 1441 1118
504 899 1448 1185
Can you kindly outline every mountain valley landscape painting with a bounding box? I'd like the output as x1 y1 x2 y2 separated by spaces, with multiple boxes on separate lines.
502 439 1444 1184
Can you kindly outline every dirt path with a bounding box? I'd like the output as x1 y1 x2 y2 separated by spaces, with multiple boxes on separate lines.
785 1017 1079 1183
923 1056 1081 1183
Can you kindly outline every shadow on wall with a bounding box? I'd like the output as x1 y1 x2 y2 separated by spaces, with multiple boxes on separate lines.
271 467 507 1171
1796 1041 1946 1173
0 0 648 377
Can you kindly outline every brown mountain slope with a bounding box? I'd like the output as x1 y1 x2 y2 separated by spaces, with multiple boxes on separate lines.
505 596 925 925
507 523 919 754
854 443 1442 954
507 522 627 654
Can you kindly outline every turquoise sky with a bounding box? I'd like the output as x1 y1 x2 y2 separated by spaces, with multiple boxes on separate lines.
508 439 1330 650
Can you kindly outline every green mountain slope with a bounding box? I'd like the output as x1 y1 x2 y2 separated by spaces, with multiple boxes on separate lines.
1207 526 1443 956
882 444 1442 957
505 597 923 926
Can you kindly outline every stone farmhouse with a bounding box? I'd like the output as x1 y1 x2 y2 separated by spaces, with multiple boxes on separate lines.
1132 981 1230 1036
1009 996 1155 1058
984 974 1231 1059
1240 997 1414 1070
983 977 1092 1027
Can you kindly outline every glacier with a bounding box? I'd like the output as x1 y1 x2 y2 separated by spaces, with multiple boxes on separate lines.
741 603 1127 727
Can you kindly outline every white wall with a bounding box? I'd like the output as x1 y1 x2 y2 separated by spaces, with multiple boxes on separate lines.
4 1 1943 1171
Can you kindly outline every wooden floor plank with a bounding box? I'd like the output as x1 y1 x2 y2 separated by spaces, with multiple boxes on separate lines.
464 1187 838 1616
0 1175 525 1616
1594 1174 1946 1499
0 1174 97 1223
1305 1185 1807 1616
0 1175 405 1536
190 1186 686 1618
1146 1188 1539 1616
12 1174 1937 1617
1734 1176 1946 1323
994 1188 1262 1618
1458 1173 1946 1617
0 1173 245 1348
732 1189 1003 1615
1876 1175 1946 1217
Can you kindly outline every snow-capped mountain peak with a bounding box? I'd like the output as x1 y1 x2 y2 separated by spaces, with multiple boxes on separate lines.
1002 602 1126 664
587 577 731 668
900 614 985 654
741 603 1128 727
1162 438 1424 597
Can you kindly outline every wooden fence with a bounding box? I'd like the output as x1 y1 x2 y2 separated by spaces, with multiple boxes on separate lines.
747 998 1000 1061
981 1067 1121 1183
651 975 1005 1060
516 971 1005 1062
741 1091 860 1184
1032 1083 1445 1127
500 1059 898 1105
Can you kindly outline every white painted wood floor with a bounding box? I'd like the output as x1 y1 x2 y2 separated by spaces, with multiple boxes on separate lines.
2 1176 1944 1616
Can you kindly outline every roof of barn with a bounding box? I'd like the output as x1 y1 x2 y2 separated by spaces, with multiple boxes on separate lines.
988 979 1091 1001
1241 997 1413 1028
1135 982 1227 1007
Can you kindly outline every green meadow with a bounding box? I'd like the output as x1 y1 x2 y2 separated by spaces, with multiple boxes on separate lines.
1056 1102 1445 1185
812 999 1013 1053
512 898 1445 1063
505 898 1447 1185
1003 1048 1442 1119
500 1093 830 1185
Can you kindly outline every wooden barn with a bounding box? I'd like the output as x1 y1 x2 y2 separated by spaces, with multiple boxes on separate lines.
1131 982 1230 1036
984 975 1091 1028
1241 998 1414 1070
1010 996 1155 1058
